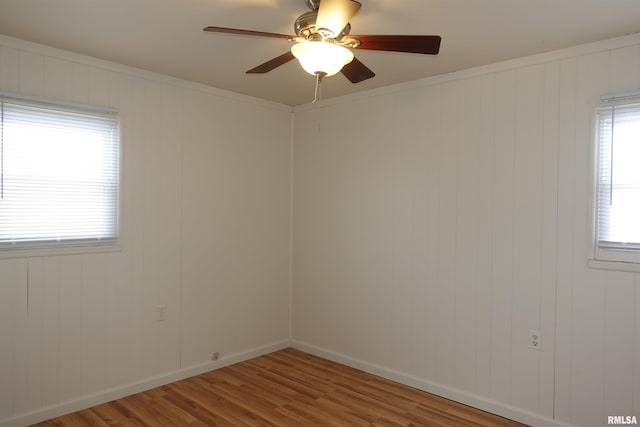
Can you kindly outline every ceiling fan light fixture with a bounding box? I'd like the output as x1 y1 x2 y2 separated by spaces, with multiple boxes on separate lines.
291 41 354 77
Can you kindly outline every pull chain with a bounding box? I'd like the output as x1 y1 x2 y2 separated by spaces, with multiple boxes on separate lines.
312 72 326 104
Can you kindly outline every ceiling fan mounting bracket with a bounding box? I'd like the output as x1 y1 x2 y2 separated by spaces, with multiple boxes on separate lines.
337 37 360 48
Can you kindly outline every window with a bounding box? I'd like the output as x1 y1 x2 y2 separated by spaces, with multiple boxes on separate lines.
591 94 640 266
0 94 120 253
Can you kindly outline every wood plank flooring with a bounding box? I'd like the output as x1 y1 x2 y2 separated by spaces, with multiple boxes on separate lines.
32 348 528 426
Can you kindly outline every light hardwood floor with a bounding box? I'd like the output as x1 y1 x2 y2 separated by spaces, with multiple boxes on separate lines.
32 348 528 426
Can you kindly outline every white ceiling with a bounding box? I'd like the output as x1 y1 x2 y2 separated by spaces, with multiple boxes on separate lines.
1 0 640 106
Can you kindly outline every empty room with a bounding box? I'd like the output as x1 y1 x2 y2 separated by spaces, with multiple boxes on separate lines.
1 1 640 426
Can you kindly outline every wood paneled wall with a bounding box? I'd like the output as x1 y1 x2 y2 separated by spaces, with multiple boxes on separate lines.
0 36 292 425
292 38 640 427
3 29 640 427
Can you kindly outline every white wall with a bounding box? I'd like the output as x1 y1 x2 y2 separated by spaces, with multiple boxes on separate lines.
292 35 640 426
3 29 640 427
0 36 292 426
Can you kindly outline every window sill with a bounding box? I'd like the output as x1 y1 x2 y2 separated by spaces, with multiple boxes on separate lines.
0 242 122 259
588 258 640 273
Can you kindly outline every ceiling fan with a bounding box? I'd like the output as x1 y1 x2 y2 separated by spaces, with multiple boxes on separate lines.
203 0 441 87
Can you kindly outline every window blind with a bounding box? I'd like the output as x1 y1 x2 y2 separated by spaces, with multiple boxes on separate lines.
596 102 640 250
0 95 119 250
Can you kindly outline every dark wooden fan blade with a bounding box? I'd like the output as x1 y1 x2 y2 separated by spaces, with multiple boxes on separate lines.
203 26 293 40
348 35 441 54
246 51 296 74
341 57 375 83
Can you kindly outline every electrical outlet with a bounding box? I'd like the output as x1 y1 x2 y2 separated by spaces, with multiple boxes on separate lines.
529 330 541 350
156 305 167 321
211 352 220 361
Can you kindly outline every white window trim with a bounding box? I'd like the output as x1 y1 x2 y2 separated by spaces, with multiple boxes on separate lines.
0 91 122 259
588 90 640 272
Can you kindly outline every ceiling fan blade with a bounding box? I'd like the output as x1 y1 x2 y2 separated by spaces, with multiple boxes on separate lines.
348 35 441 54
341 57 375 83
246 51 296 74
316 0 362 37
203 26 292 40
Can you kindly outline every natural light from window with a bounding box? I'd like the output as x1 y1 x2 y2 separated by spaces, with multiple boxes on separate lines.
596 102 640 253
606 118 640 244
0 97 119 250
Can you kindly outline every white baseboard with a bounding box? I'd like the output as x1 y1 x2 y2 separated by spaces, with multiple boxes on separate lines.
291 340 574 427
0 339 290 427
3 339 576 427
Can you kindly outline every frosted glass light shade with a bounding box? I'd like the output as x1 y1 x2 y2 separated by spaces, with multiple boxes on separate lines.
291 42 354 77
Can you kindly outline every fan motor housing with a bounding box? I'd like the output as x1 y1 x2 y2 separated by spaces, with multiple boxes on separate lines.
294 11 318 37
294 9 352 39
